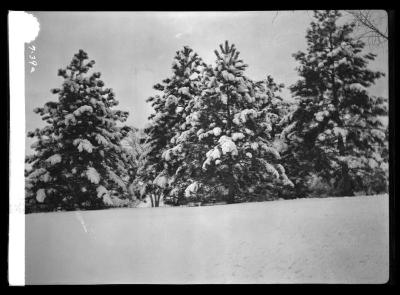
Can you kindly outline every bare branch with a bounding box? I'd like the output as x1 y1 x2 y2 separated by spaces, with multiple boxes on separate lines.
345 10 388 46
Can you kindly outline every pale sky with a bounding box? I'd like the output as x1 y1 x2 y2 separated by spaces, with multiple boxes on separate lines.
25 11 388 155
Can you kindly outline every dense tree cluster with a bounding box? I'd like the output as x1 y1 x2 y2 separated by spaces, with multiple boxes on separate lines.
26 10 388 212
150 42 293 206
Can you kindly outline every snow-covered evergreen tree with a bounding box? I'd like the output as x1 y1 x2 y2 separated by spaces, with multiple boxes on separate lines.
163 41 293 204
120 128 152 203
25 50 132 212
281 10 388 197
140 46 206 206
121 128 149 182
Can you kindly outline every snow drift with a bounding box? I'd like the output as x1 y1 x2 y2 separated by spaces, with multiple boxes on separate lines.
26 195 389 284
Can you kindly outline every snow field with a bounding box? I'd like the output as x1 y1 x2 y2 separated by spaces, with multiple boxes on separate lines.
26 194 389 284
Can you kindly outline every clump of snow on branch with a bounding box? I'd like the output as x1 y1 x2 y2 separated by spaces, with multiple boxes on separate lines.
233 109 258 125
96 185 114 206
73 105 93 117
46 154 62 165
95 134 108 146
219 136 238 156
73 138 93 153
96 185 108 198
178 87 190 96
36 189 46 203
231 132 245 141
86 167 100 184
315 110 329 122
348 83 367 92
264 161 280 179
109 170 126 190
261 144 281 159
64 114 77 125
185 181 199 198
213 127 222 136
153 173 168 188
332 127 349 142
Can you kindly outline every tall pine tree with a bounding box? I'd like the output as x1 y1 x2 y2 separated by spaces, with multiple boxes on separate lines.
162 41 293 205
25 50 132 212
281 10 388 197
140 46 206 206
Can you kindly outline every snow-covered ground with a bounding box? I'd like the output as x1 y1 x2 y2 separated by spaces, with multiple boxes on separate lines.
26 194 389 284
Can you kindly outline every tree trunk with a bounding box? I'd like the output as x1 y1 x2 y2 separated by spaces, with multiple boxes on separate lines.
338 135 353 196
150 194 154 207
226 186 235 204
225 172 236 204
327 33 353 197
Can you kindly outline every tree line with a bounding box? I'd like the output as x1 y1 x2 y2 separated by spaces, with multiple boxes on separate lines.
25 10 388 212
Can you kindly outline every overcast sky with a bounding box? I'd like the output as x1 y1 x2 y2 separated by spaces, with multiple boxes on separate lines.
25 11 388 155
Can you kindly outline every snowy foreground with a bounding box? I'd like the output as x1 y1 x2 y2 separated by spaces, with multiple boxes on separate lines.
26 195 389 284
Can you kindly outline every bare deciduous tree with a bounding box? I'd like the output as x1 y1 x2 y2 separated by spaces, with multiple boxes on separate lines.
345 10 388 46
272 10 388 47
